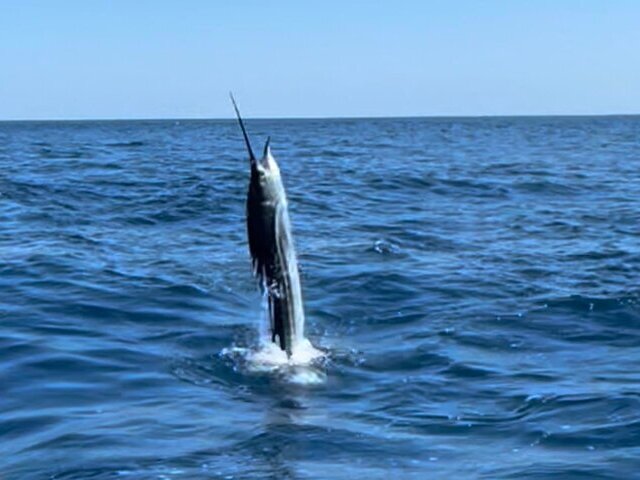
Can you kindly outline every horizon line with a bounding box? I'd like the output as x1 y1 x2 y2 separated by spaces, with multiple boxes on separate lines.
1 112 639 123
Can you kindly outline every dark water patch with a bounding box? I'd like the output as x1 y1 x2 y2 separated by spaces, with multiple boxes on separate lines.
37 148 92 159
105 140 145 148
513 179 582 196
488 465 627 480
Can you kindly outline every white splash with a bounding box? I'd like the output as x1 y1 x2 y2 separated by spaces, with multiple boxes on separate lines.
221 337 326 385
248 337 324 368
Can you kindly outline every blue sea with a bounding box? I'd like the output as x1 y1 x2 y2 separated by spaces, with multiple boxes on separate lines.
1 116 639 479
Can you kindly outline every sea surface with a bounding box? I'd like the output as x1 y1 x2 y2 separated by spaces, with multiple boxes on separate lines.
1 116 639 479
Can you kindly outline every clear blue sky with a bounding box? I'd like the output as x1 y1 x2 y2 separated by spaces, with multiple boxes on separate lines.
1 1 639 120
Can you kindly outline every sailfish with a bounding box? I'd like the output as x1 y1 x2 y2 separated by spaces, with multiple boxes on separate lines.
230 94 305 357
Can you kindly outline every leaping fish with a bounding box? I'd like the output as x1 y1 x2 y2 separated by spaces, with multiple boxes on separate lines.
230 93 305 357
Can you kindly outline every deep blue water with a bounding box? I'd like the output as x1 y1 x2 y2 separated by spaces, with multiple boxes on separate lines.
1 116 639 479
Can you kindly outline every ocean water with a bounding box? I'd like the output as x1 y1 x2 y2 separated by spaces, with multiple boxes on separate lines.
1 116 639 479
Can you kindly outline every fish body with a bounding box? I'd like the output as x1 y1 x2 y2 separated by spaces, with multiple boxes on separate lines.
231 95 305 357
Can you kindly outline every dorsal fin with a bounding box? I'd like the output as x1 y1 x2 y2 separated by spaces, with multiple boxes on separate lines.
263 136 271 158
